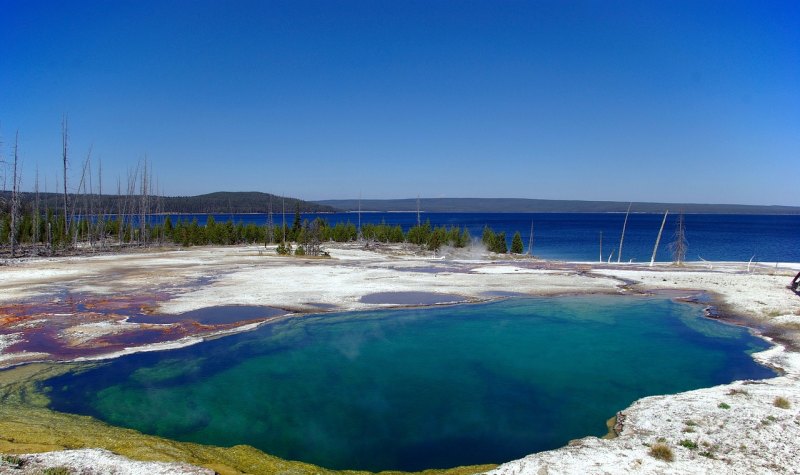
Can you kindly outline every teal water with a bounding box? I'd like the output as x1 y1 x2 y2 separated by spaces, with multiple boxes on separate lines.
43 297 774 471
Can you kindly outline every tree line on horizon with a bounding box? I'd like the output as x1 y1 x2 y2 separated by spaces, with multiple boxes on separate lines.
0 118 333 258
0 197 534 257
2 188 690 262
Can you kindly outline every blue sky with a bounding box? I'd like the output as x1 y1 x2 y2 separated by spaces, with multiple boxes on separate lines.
1 1 798 205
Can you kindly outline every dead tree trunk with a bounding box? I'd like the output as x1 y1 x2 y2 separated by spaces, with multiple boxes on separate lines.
617 202 632 263
650 210 669 267
139 158 148 246
599 231 603 263
97 158 105 249
10 132 20 258
62 116 69 238
70 149 91 248
670 213 688 265
33 166 40 254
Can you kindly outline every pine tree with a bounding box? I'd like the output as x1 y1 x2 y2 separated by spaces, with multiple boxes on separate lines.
511 231 524 254
494 232 508 254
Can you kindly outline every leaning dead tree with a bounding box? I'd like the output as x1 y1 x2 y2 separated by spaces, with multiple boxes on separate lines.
617 202 632 263
669 213 688 265
650 210 669 267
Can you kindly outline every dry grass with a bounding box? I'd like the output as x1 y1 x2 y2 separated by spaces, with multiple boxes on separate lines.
774 396 791 409
649 443 674 462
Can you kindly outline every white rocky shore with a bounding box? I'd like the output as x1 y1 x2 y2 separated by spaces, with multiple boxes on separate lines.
1 243 799 474
0 448 213 474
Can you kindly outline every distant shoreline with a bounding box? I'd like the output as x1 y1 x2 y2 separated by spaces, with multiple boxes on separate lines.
315 197 800 215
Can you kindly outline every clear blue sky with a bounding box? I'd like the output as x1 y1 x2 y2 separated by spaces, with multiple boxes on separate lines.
1 0 798 205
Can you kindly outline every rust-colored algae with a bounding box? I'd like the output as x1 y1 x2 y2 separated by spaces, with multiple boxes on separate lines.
0 292 271 367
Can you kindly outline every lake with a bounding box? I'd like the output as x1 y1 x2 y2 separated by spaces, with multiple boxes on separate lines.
159 212 800 262
43 296 774 471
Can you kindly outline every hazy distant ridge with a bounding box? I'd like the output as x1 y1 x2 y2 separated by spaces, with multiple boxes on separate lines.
1 191 337 214
315 198 800 214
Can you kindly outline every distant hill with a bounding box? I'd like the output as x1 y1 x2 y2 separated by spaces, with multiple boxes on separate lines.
315 198 800 214
0 191 338 214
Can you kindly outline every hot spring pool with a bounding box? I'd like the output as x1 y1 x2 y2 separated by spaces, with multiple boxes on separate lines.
42 296 774 471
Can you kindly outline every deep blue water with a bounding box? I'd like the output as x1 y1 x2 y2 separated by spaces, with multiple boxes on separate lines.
44 296 774 471
162 212 800 262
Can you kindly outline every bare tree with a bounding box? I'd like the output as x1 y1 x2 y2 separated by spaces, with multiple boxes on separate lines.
139 157 149 245
0 124 6 194
124 164 139 245
46 175 53 255
598 231 603 263
10 132 21 258
669 213 688 265
33 166 41 254
62 116 69 237
527 221 534 256
116 176 123 246
306 218 323 256
266 195 274 246
70 148 91 248
97 158 105 249
650 210 669 267
617 202 632 263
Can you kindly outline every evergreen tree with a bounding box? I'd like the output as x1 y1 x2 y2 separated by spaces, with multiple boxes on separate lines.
164 215 173 237
460 227 471 247
511 231 524 254
291 203 302 240
493 232 508 254
482 226 496 248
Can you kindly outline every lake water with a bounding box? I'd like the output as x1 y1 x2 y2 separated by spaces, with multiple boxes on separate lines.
43 296 774 471
162 212 800 262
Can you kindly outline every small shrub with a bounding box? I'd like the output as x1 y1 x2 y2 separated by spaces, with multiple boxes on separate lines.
1 455 23 467
774 396 791 409
685 420 698 426
727 388 748 396
682 426 695 433
699 451 715 459
678 439 698 450
649 443 674 462
42 468 72 475
718 402 730 409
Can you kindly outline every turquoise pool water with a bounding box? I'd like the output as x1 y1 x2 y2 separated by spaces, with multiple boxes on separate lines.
43 296 774 471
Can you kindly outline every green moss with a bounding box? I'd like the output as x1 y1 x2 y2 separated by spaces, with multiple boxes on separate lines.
1 454 24 467
0 364 494 475
42 468 72 475
678 439 698 450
